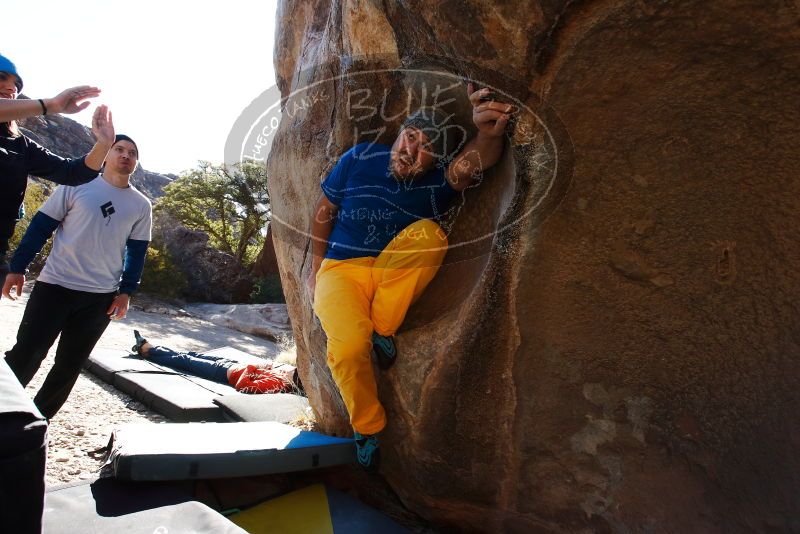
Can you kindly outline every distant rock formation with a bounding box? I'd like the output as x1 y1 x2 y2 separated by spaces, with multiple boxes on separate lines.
19 107 174 199
153 213 254 304
267 0 800 532
183 303 292 341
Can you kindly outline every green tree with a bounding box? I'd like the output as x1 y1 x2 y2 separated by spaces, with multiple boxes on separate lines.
156 161 270 265
138 245 187 298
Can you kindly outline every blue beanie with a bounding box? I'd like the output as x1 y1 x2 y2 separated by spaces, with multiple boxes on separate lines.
0 53 23 92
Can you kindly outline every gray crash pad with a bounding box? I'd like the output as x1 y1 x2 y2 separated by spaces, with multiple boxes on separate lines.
84 347 269 422
44 478 245 534
214 393 311 423
104 421 354 481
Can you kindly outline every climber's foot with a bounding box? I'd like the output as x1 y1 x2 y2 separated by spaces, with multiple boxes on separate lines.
132 330 149 356
371 332 397 370
354 431 380 472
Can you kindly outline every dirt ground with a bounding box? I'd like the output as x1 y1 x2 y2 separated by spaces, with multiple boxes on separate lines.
0 281 283 485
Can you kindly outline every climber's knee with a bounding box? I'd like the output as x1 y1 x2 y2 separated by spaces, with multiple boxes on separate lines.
325 329 372 370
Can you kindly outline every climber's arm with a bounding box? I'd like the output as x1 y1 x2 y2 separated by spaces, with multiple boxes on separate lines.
306 193 339 302
446 83 514 192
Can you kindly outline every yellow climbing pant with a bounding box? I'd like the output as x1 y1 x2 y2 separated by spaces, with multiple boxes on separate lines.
313 219 448 435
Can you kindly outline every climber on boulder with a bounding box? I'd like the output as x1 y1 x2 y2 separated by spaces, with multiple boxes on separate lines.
306 83 514 471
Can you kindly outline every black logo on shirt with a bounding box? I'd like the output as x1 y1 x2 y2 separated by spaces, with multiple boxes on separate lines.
100 201 115 225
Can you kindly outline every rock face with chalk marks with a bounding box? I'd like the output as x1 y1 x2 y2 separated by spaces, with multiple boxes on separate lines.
265 0 800 531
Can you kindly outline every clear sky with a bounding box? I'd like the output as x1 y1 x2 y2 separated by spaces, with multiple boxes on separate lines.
2 0 278 174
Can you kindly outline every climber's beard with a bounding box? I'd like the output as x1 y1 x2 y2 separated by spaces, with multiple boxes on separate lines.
390 151 434 181
391 159 421 180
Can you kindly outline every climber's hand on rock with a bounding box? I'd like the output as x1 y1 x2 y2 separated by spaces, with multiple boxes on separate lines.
468 83 516 138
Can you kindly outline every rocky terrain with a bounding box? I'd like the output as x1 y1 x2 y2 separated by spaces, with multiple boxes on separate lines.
152 212 257 303
266 1 800 532
183 302 292 340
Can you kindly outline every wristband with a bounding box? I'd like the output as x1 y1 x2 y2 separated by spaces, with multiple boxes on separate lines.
38 99 47 116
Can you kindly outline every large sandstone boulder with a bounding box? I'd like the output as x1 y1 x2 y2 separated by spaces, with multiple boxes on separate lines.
265 1 800 531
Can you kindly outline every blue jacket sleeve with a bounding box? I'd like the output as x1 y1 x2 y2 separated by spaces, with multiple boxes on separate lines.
119 239 149 295
9 212 60 273
24 136 98 186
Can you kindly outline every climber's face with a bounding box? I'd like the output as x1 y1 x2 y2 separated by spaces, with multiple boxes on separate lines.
0 72 19 99
390 127 436 180
104 140 138 175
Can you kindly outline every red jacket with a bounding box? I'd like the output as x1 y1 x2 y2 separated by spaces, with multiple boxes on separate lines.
227 363 297 394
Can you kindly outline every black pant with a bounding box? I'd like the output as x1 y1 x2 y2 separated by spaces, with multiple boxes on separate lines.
5 281 115 419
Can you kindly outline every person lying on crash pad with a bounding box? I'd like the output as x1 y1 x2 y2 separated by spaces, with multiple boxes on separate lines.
131 330 301 394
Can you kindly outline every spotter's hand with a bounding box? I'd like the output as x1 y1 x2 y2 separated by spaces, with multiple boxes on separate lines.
49 85 101 115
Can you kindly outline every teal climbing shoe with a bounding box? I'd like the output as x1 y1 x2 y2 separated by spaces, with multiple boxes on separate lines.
371 332 397 370
353 431 380 472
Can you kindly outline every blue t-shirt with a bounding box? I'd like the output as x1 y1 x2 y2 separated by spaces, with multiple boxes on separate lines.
322 142 457 260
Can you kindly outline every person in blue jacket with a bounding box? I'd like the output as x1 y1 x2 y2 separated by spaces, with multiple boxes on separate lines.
0 52 112 292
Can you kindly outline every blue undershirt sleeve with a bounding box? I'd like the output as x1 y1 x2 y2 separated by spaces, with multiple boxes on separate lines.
119 239 149 295
9 212 60 273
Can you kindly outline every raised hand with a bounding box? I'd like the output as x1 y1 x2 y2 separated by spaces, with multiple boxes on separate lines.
467 83 516 138
91 105 115 146
49 85 101 115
